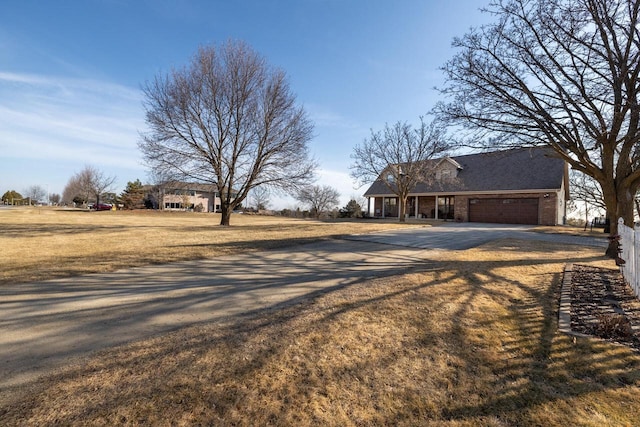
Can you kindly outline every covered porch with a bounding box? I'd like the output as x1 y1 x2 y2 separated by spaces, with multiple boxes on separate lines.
369 195 455 220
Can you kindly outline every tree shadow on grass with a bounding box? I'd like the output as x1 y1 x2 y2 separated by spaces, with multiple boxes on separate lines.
433 249 640 424
2 240 638 425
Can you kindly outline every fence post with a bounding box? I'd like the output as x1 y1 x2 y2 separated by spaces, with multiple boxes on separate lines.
617 217 640 300
635 223 640 297
627 220 635 295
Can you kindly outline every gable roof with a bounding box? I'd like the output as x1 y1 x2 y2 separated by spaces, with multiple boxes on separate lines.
436 157 463 170
363 147 566 196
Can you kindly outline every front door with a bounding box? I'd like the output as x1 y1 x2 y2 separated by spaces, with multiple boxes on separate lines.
407 197 416 218
384 197 398 217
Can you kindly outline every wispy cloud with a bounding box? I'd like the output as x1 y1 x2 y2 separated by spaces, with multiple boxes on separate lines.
306 103 364 132
0 71 144 169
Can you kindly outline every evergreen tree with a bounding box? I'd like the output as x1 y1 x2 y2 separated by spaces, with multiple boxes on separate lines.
1 190 24 205
120 179 146 210
341 199 363 218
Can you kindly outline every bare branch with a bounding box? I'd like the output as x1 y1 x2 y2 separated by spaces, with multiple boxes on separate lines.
437 0 640 244
350 116 452 222
139 40 316 225
62 165 116 207
296 185 340 219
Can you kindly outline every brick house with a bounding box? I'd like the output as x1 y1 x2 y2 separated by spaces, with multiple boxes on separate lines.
363 147 569 225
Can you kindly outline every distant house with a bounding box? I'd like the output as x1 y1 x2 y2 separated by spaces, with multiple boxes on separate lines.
160 182 221 213
363 147 569 225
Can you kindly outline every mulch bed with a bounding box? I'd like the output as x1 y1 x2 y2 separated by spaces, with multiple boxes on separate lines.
571 264 640 351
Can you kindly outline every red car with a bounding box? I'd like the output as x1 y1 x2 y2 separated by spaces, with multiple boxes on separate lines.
93 203 112 211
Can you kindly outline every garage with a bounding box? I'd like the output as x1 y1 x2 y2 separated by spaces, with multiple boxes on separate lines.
469 198 539 225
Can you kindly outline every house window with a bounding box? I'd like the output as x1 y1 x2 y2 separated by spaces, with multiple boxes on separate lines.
166 202 184 209
438 196 455 219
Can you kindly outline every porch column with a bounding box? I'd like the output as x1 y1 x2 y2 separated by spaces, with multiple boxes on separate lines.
415 196 419 218
435 195 439 220
381 197 386 217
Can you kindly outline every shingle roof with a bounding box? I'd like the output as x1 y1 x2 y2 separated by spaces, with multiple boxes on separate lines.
163 181 219 193
363 147 566 196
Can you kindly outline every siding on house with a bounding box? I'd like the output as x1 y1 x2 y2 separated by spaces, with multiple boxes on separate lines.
161 182 221 213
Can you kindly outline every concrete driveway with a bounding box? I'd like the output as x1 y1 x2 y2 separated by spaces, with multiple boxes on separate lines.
0 239 434 396
0 223 606 398
347 222 608 250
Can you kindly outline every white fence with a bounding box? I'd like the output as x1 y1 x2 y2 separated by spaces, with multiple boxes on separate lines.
617 218 640 299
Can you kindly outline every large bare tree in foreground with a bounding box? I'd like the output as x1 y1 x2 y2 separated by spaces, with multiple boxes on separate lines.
350 117 451 222
140 41 316 226
437 0 640 256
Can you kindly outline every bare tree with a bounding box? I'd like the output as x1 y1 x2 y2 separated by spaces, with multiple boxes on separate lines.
82 166 116 207
250 186 270 211
62 166 116 207
24 185 47 205
350 117 451 222
139 40 316 226
145 168 173 210
569 170 606 225
437 0 640 256
62 174 89 206
296 185 340 219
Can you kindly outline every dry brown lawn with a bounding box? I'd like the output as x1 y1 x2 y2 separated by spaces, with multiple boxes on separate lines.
533 224 609 237
2 207 640 426
0 206 426 285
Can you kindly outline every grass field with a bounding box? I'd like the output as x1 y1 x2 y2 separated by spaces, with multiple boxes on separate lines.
2 207 639 426
0 207 425 285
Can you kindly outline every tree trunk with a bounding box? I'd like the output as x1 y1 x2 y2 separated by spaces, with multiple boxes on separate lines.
617 194 635 227
604 187 635 258
220 203 232 226
398 196 407 223
584 201 589 229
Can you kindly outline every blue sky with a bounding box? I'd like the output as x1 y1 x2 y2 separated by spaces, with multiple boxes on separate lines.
0 0 490 208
